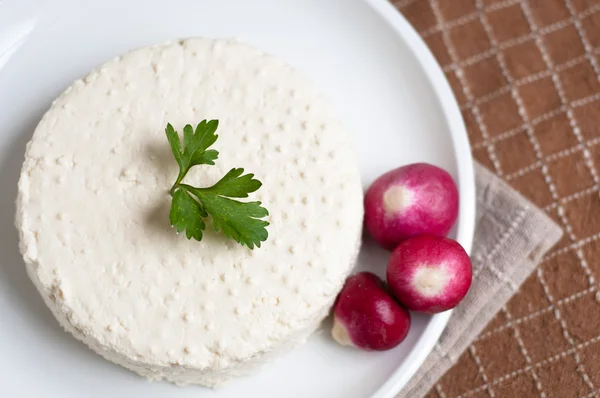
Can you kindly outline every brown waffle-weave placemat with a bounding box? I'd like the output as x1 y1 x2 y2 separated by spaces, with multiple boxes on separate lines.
397 0 600 397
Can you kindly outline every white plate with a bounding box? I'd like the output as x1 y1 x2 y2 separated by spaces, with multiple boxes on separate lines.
0 0 475 396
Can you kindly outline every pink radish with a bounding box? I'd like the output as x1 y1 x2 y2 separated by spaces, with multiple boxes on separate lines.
386 235 472 313
332 272 411 351
364 163 459 250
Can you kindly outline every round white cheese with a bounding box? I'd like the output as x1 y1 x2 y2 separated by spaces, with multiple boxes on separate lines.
16 38 363 387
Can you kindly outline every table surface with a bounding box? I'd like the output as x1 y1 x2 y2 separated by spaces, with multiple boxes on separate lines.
399 0 600 397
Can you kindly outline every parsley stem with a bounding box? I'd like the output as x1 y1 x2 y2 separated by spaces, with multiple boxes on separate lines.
170 169 188 195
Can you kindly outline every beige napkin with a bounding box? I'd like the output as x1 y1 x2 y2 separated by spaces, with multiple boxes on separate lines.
396 163 563 398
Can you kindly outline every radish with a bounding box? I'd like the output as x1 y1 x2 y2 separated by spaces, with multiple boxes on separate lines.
386 235 472 313
364 163 459 250
331 272 411 351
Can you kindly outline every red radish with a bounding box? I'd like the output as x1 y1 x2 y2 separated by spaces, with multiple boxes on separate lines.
332 272 411 351
386 235 471 313
364 163 459 250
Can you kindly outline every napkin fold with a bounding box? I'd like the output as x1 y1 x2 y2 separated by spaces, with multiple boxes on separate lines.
397 162 563 398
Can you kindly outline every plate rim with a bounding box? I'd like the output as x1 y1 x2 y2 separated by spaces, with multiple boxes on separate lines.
365 1 476 397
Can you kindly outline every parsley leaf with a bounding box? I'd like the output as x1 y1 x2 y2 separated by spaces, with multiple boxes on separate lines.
165 122 269 249
191 167 263 198
169 188 207 240
166 120 219 190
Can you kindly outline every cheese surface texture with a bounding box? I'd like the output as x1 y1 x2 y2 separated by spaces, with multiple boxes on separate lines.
16 38 363 387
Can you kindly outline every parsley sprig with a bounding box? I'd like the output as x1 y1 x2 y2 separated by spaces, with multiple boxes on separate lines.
165 121 269 249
